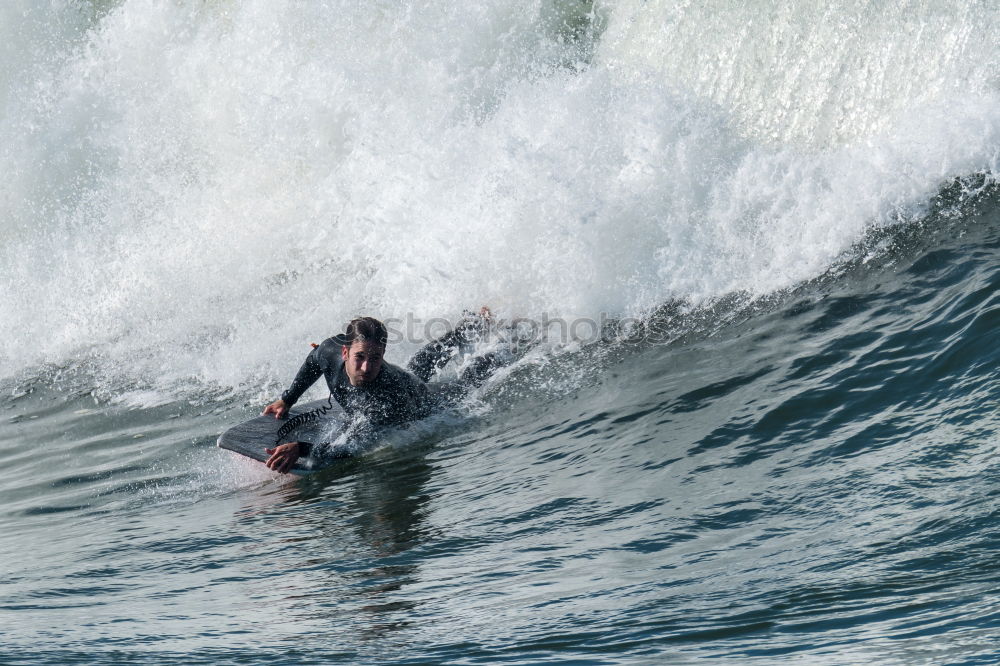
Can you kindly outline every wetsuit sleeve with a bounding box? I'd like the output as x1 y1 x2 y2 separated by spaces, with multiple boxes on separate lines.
407 313 490 381
407 330 461 382
280 345 325 407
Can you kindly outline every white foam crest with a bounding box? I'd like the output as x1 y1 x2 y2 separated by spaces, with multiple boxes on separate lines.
598 0 1000 147
0 0 99 115
1 0 998 396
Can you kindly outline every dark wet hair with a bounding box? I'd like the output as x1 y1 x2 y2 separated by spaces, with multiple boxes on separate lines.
343 316 388 347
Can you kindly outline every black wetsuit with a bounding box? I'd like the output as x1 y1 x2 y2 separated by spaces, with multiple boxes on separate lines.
280 337 435 428
277 316 508 457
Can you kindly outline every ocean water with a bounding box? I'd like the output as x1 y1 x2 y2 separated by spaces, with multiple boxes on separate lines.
2 1 1000 663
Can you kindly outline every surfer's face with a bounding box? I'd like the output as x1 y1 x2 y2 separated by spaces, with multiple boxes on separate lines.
342 340 385 387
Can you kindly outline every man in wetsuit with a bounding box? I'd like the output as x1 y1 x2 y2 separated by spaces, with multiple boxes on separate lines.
263 313 496 473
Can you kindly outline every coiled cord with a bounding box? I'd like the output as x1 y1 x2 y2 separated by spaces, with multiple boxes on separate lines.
274 394 337 448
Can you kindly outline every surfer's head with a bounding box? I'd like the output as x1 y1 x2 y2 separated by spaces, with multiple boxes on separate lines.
340 317 388 387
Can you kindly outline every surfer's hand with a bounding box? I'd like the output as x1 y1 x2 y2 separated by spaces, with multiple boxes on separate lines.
262 399 288 419
264 442 300 474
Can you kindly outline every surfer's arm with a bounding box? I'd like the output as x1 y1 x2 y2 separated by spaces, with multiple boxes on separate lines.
407 331 460 382
277 345 326 408
407 307 492 381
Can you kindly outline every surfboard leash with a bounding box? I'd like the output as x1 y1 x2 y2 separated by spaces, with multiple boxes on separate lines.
274 394 337 448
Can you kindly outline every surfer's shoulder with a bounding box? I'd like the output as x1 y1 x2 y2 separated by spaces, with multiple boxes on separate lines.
316 337 343 353
311 337 346 370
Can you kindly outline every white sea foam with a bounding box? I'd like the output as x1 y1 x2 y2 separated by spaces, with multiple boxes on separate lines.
1 0 998 396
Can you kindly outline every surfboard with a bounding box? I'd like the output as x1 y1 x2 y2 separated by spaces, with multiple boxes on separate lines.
217 399 345 475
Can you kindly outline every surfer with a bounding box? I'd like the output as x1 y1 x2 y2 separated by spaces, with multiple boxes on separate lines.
262 310 502 473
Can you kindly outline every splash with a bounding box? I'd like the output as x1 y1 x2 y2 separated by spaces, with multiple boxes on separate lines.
1 0 998 399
